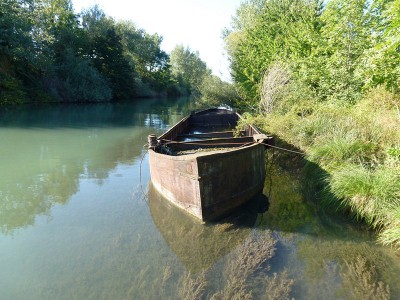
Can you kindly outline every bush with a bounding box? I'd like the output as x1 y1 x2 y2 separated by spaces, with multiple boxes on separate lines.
59 49 112 102
197 75 240 108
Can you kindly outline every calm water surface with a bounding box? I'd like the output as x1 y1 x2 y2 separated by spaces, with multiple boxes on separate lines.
0 98 399 299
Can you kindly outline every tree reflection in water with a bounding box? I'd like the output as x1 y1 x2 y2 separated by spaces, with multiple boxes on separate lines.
0 97 191 235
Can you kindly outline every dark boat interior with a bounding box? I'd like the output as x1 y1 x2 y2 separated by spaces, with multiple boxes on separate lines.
154 108 260 154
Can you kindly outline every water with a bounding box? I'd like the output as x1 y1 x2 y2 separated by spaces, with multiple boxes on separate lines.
0 98 399 299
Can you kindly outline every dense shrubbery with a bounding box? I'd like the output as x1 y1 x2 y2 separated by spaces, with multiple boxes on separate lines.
225 0 400 249
0 0 235 104
264 89 400 249
169 45 240 107
0 0 161 103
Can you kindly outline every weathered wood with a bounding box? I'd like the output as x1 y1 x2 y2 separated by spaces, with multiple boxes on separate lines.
177 130 246 140
163 137 254 152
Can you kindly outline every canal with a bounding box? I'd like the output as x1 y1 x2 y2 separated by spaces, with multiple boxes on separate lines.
0 98 399 299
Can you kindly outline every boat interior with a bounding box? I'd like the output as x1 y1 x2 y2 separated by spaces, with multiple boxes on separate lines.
152 109 269 155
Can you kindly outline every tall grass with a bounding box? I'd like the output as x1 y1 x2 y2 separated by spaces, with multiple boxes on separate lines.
260 86 400 250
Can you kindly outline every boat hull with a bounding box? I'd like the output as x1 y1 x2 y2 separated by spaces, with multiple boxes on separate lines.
148 143 266 221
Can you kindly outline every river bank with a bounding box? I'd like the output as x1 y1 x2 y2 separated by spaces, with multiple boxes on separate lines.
238 87 400 251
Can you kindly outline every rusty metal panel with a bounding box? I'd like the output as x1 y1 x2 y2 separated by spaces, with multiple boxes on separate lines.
148 107 272 222
149 150 203 219
159 116 190 141
196 144 266 220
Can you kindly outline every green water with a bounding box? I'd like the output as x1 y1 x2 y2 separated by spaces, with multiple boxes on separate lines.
0 98 399 300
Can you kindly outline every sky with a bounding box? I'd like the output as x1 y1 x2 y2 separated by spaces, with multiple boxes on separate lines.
71 0 243 81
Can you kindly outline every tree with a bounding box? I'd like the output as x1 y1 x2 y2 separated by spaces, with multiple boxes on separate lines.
82 5 136 100
28 0 113 102
228 0 322 103
317 0 374 102
363 0 400 92
198 75 239 107
116 21 171 93
0 0 36 104
170 45 211 94
223 0 265 59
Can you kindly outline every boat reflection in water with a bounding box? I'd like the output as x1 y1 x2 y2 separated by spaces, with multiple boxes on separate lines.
148 182 269 272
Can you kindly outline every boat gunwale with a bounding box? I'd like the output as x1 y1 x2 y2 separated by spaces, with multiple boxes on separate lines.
148 107 268 222
153 108 264 159
148 141 262 161
158 115 190 140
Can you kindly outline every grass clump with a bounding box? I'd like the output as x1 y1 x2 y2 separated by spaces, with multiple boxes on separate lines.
248 86 400 250
378 207 400 249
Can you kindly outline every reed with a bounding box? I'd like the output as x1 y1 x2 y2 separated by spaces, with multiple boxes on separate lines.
378 207 400 249
328 165 399 247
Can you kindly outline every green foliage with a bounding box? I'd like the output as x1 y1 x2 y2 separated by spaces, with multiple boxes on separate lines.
329 164 400 223
226 1 400 249
0 73 28 105
362 0 400 92
115 20 172 93
196 75 240 108
2 1 221 103
262 87 400 249
1 1 232 104
227 0 322 101
81 6 136 100
312 0 378 102
168 45 240 106
170 45 211 94
0 0 36 104
58 49 112 102
227 0 400 105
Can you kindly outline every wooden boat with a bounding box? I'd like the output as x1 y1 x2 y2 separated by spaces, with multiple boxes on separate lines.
147 107 273 222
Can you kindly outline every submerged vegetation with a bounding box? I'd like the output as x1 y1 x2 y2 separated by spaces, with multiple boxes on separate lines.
147 229 294 300
223 0 400 250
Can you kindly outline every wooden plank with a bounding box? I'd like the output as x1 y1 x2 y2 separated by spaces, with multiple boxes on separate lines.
177 130 246 140
162 137 254 152
189 113 239 127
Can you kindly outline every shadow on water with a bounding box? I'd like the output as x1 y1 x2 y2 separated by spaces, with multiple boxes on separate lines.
260 137 400 299
147 182 294 299
148 182 271 273
261 137 368 237
0 97 192 235
144 135 400 299
0 97 192 129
